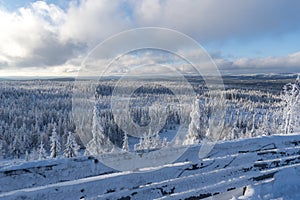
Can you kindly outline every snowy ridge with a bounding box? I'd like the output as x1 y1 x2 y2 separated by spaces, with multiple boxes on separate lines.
1 134 300 199
0 156 116 193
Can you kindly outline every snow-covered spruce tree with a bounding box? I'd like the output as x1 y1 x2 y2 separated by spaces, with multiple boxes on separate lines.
250 112 257 137
64 132 79 158
38 141 47 160
184 99 202 145
122 132 129 152
230 123 238 140
244 116 253 139
25 150 29 161
162 137 168 147
134 132 149 151
205 91 226 141
11 134 24 159
50 127 61 158
153 131 162 148
281 76 300 134
134 127 167 151
30 148 39 160
85 106 112 155
262 111 270 136
143 132 151 150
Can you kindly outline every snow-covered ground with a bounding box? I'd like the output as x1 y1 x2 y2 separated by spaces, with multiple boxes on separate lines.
1 134 300 200
241 166 300 200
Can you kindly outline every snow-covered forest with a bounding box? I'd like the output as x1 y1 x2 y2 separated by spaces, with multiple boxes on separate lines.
0 75 299 161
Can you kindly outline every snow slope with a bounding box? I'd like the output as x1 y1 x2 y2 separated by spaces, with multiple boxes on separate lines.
1 134 300 199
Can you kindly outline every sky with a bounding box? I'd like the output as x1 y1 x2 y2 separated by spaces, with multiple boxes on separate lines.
0 0 300 76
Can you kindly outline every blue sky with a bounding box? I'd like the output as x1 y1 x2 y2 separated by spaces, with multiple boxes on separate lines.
0 0 299 76
207 31 300 59
0 0 70 11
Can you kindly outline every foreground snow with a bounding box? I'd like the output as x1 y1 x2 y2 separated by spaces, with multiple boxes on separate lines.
241 166 300 200
1 134 300 199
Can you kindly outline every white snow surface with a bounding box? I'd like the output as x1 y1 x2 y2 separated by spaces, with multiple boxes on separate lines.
241 166 300 200
1 134 300 200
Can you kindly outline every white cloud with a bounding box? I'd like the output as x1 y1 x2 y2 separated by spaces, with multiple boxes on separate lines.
216 51 300 74
0 1 70 67
60 0 132 45
0 0 300 76
132 0 300 42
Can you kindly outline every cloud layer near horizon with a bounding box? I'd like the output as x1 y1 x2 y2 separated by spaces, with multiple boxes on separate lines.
0 0 300 76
